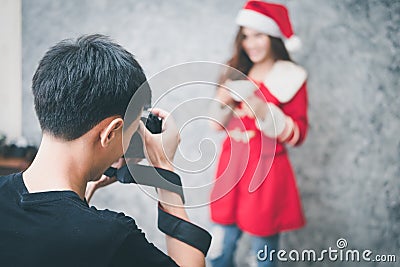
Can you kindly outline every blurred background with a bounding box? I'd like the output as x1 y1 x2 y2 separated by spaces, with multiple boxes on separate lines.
0 0 399 266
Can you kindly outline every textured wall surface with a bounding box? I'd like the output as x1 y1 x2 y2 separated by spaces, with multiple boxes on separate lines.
21 0 399 266
0 0 22 139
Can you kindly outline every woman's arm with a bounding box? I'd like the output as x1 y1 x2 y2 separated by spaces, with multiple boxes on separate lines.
208 86 237 131
247 82 308 146
278 82 308 146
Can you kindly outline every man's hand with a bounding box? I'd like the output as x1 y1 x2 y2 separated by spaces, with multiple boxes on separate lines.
137 108 180 171
132 109 206 266
85 157 125 203
85 175 117 203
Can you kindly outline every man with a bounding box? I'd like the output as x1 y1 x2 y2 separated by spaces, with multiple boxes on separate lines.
0 34 206 266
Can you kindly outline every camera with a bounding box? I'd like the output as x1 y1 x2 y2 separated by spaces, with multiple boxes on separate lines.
125 110 162 158
140 110 162 134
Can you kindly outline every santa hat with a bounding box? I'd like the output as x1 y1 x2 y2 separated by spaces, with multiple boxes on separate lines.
236 1 301 52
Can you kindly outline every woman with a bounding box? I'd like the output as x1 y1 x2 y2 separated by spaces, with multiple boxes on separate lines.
209 1 308 266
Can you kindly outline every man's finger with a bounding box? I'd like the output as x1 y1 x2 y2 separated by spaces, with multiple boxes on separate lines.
149 108 170 119
85 184 96 203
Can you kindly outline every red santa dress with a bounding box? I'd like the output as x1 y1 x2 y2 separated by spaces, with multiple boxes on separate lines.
210 60 308 236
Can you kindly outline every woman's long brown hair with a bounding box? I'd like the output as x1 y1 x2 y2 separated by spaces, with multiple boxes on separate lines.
220 27 292 83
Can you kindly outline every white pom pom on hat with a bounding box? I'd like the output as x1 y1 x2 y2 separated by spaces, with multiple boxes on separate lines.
236 1 302 52
284 35 302 52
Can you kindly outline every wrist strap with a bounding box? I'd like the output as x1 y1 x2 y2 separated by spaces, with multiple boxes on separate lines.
158 204 212 256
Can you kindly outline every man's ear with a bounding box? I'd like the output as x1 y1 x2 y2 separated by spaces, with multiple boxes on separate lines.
99 118 124 148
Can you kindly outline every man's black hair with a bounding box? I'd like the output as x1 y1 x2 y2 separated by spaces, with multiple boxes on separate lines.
32 34 151 141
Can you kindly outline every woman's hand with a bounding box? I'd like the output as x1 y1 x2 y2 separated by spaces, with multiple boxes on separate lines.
243 95 268 119
245 95 288 138
216 82 237 107
224 79 257 102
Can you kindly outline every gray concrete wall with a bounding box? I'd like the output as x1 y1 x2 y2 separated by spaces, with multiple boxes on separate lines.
20 0 399 266
0 0 22 140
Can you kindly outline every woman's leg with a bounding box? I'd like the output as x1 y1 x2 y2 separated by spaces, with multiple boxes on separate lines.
250 233 280 267
209 224 243 267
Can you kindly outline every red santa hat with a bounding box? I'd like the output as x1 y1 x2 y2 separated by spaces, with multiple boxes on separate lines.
236 1 302 52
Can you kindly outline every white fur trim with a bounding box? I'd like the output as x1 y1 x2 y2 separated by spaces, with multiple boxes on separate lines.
284 35 302 52
277 116 295 142
236 9 281 38
264 60 307 103
256 103 286 138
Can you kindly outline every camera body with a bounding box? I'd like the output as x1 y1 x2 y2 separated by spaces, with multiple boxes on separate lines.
140 111 162 134
125 111 162 158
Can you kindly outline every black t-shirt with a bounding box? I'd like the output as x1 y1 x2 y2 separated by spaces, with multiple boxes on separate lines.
0 173 179 267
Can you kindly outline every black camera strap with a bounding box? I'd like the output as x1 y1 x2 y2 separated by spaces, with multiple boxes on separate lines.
158 204 212 256
104 164 211 256
105 164 185 203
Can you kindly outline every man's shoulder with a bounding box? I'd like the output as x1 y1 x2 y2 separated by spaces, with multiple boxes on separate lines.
46 198 143 247
0 173 16 186
0 173 20 196
0 172 137 229
85 205 137 230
